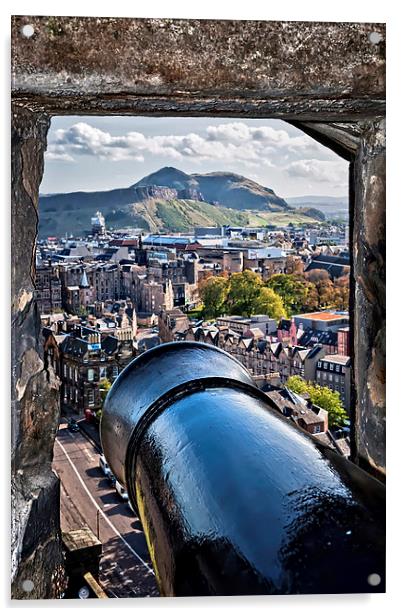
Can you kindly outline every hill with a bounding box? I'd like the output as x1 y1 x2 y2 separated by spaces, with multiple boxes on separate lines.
39 167 292 237
286 195 348 215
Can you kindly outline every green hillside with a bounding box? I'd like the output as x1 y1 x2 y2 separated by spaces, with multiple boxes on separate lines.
39 196 324 237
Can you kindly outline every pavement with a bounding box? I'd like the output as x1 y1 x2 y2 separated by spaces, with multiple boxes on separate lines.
53 420 159 599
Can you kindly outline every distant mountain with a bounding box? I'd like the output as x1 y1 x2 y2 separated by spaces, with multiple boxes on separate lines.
38 167 290 237
286 195 348 209
285 196 348 222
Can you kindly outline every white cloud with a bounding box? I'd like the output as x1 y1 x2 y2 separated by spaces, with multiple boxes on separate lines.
46 121 324 168
284 159 348 187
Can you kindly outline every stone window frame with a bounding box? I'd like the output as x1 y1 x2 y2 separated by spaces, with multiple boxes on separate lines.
10 16 385 596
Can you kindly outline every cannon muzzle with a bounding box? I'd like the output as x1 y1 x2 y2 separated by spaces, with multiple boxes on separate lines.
101 342 385 596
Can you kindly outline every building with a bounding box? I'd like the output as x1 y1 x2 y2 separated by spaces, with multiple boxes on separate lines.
140 279 174 313
293 311 349 333
264 388 328 435
159 308 190 343
216 315 277 337
58 324 135 414
337 327 350 355
91 211 106 236
305 252 350 279
35 264 62 314
315 354 351 412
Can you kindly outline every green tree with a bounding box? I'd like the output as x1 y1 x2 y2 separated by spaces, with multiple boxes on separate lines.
199 275 229 318
99 378 112 405
97 377 112 423
286 375 308 395
226 270 263 316
267 274 313 314
255 287 287 321
286 375 348 429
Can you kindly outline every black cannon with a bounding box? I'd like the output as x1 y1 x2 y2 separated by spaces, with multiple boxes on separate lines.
100 342 385 596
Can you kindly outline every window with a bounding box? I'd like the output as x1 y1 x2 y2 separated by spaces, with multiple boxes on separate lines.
313 425 321 434
112 366 118 379
100 366 107 379
328 374 333 382
63 364 67 378
87 368 94 382
330 364 334 371
323 362 328 369
87 389 95 407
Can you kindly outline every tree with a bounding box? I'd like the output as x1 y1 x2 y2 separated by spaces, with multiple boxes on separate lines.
199 275 229 318
99 378 112 405
255 287 287 321
266 274 313 314
286 375 348 429
226 270 263 316
286 375 308 395
333 274 350 311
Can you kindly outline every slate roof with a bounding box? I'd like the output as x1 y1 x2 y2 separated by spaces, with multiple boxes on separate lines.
298 328 338 348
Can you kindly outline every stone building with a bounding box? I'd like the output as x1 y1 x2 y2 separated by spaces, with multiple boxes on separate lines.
315 354 351 412
182 323 326 384
158 308 190 343
86 263 120 302
35 264 62 314
58 324 135 414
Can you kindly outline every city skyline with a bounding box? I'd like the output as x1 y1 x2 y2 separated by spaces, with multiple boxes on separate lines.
41 116 348 199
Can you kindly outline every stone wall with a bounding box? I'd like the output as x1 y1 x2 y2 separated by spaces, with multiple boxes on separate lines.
11 107 64 598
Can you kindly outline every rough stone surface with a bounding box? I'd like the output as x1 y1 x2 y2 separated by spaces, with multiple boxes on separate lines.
10 16 386 599
353 120 386 477
12 17 385 120
11 106 64 598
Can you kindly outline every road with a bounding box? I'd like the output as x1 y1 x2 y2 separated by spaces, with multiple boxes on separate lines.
53 421 159 598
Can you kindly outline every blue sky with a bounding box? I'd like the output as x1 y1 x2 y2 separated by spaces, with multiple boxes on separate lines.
41 116 348 198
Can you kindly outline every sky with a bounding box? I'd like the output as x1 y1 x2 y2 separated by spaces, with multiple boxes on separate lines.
41 116 349 199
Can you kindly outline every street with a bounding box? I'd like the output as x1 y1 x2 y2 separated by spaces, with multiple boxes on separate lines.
53 421 159 598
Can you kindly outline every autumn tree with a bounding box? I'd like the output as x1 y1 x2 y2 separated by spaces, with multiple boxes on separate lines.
199 275 229 318
333 274 350 311
305 269 335 308
286 375 348 429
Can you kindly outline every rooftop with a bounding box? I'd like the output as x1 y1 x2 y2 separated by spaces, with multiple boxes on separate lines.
295 312 348 322
321 354 351 365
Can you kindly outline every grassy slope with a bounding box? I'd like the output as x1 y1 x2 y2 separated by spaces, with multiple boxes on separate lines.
131 199 249 232
39 198 324 237
246 210 325 227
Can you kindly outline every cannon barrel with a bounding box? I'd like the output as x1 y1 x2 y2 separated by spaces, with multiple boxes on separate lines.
100 342 385 596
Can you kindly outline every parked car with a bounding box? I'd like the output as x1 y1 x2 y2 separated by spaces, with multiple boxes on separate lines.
67 418 80 433
115 480 129 501
99 453 112 478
